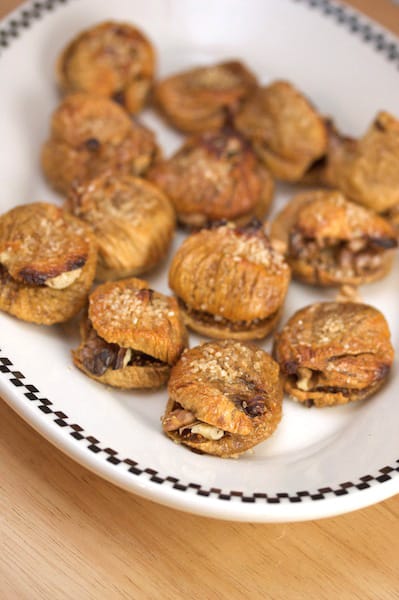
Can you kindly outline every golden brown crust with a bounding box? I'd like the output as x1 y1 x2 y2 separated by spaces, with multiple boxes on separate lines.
162 340 283 457
169 221 290 339
66 174 175 280
57 21 155 114
270 190 397 286
273 302 394 407
88 278 188 364
72 316 170 389
0 202 97 325
235 80 328 181
154 60 258 133
325 111 399 213
0 202 90 283
147 129 273 227
41 93 160 196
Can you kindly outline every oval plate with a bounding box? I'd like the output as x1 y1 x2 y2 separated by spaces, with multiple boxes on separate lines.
1 0 399 522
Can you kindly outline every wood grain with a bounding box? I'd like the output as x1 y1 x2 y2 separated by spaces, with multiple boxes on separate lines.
1 1 399 599
1 400 399 600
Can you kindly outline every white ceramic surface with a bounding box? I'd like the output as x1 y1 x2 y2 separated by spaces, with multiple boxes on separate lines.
0 0 399 522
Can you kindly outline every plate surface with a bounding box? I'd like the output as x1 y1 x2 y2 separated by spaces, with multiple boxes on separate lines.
1 0 399 522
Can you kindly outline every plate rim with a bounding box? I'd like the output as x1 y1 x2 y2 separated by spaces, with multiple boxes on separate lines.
1 359 399 523
1 0 399 522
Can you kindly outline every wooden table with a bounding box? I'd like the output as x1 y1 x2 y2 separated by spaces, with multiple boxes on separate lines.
1 1 399 598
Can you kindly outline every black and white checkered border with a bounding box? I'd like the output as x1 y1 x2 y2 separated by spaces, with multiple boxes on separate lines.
294 0 399 69
0 0 75 54
1 353 399 504
1 0 399 503
1 0 399 69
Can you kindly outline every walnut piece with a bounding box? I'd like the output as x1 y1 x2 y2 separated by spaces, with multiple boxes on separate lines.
296 367 313 391
45 268 82 289
190 423 225 440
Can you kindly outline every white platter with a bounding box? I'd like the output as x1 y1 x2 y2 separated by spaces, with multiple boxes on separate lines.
1 0 399 522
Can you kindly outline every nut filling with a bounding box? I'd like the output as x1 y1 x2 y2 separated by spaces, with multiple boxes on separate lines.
286 361 390 407
274 301 394 407
80 320 165 376
290 365 368 397
271 190 398 286
163 404 225 442
163 387 269 444
0 202 98 325
178 299 279 333
289 231 396 279
162 340 282 457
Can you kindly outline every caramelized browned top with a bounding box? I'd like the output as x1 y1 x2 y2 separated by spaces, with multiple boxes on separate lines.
0 202 92 284
89 278 187 364
270 190 398 285
169 222 290 322
148 129 273 223
274 302 394 391
272 190 398 249
168 340 282 436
